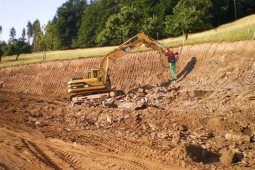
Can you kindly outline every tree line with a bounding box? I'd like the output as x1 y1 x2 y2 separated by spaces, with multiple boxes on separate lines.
0 0 255 60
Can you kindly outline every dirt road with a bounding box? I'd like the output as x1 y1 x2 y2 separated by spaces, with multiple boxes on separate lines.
0 40 255 169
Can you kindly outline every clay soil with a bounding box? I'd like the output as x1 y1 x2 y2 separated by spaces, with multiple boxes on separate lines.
0 41 255 170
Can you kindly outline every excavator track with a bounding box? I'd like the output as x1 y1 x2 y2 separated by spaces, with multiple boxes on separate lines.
70 90 111 103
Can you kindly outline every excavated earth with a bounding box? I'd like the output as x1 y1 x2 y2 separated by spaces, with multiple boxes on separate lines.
0 41 255 169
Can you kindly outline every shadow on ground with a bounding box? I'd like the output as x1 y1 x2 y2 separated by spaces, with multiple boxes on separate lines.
178 57 197 81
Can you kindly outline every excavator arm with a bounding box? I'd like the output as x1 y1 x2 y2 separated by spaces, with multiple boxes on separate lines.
97 33 167 83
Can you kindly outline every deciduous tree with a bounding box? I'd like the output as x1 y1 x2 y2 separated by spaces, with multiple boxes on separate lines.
44 21 61 50
142 16 160 39
165 0 212 39
97 6 142 45
55 0 87 49
78 0 118 47
9 39 32 60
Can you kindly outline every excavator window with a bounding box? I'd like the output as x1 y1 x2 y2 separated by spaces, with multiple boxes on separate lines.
93 70 98 78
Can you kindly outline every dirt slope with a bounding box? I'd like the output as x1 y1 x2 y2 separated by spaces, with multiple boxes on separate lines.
0 40 255 169
0 40 253 98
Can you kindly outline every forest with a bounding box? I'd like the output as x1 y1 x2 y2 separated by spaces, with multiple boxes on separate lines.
0 0 255 58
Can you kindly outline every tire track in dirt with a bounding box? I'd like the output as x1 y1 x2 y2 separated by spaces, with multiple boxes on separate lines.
21 139 61 170
47 135 172 170
1 126 168 170
47 146 80 170
72 131 173 168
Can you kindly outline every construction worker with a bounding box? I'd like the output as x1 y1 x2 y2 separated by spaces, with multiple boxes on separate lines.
165 49 179 82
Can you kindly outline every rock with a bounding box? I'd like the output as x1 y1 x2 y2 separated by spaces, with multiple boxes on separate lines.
157 132 168 139
220 149 243 166
118 98 147 110
134 98 147 110
35 121 41 126
75 112 83 116
148 123 157 131
109 91 116 97
119 102 136 109
225 132 250 143
106 115 112 124
103 98 117 108
30 110 43 117
64 128 72 132
138 88 144 93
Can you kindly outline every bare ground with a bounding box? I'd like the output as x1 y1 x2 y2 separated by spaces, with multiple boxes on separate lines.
0 41 255 169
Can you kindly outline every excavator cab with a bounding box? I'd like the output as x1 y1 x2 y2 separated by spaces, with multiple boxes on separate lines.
88 69 99 78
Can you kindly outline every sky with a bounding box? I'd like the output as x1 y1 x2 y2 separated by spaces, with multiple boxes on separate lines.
0 0 66 42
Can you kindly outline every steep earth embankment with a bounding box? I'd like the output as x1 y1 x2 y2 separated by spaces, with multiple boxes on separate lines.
0 40 254 98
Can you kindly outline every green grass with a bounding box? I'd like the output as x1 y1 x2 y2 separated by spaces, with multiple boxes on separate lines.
160 15 255 47
0 46 116 68
1 15 255 68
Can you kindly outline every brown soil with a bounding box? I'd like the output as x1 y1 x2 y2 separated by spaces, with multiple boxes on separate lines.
0 41 255 169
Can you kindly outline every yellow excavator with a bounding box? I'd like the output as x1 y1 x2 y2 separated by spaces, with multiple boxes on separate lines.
67 33 168 101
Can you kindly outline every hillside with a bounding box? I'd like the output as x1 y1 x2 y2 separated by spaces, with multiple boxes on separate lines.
0 40 254 169
0 14 255 69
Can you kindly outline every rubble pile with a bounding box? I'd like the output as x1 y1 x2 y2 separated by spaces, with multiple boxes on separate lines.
76 83 181 110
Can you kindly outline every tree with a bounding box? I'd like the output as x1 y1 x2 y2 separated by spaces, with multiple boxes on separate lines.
97 6 142 45
78 0 118 47
0 25 2 34
32 19 42 51
55 0 87 49
142 16 160 39
0 42 6 62
9 39 32 60
21 28 26 42
165 0 212 39
44 21 61 50
27 21 33 44
9 27 16 42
